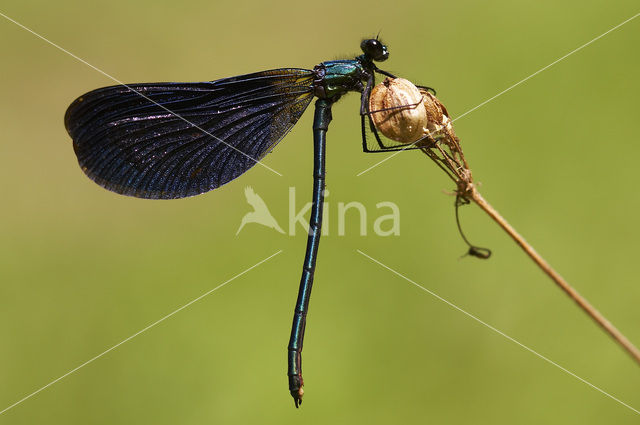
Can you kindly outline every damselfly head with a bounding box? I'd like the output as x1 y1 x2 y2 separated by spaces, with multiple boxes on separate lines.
368 78 427 143
361 38 389 62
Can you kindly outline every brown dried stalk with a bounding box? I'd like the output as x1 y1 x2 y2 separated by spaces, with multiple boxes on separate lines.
417 90 640 365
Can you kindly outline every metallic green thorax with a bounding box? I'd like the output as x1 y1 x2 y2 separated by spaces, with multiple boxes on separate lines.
312 58 370 100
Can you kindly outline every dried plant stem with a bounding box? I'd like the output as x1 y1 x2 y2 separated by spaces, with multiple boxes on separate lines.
372 79 640 365
468 185 640 365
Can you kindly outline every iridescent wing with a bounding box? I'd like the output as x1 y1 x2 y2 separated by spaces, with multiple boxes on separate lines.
65 69 315 199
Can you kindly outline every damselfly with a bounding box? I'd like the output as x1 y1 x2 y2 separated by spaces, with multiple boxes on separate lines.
64 37 433 407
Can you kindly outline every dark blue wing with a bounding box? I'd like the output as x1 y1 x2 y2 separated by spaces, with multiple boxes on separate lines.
65 68 315 199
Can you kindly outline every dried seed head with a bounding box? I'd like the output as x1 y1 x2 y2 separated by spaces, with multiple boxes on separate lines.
368 78 428 143
419 89 454 136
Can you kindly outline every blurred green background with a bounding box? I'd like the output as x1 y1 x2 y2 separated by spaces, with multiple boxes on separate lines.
1 0 639 423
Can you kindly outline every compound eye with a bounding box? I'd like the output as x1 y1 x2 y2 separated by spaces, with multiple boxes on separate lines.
360 39 378 55
360 38 389 62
